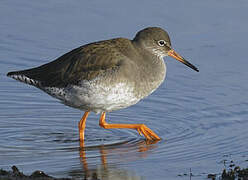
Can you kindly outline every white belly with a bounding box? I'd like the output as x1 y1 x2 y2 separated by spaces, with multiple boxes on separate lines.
43 79 140 114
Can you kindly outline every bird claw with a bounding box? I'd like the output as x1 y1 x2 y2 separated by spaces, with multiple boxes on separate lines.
136 124 161 141
137 128 142 136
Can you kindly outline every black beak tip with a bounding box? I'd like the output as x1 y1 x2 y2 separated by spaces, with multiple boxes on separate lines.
184 60 199 72
182 57 199 72
194 67 199 72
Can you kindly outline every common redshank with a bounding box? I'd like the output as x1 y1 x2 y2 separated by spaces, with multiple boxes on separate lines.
7 27 199 141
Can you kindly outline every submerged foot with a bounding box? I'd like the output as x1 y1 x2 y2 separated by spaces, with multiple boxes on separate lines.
136 124 161 141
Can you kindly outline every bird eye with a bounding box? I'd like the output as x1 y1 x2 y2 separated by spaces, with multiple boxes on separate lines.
158 40 166 46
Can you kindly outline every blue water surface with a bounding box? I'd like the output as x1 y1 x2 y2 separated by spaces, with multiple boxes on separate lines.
1 0 248 179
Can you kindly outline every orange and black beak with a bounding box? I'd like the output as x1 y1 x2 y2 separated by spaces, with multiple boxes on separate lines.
168 49 199 72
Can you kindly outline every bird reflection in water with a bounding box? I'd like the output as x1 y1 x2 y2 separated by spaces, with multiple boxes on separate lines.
77 139 159 180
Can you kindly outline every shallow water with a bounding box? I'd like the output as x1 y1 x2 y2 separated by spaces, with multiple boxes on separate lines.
1 0 248 179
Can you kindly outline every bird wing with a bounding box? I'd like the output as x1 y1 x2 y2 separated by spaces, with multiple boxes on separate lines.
8 40 127 88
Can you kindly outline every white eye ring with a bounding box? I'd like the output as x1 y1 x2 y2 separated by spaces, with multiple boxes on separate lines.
158 40 166 46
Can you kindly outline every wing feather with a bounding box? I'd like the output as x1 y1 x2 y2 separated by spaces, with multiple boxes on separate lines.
7 39 126 88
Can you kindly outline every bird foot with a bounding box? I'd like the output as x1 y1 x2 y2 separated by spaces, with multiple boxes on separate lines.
136 124 161 141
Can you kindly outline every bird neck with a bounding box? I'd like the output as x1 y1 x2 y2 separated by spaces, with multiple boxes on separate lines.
131 40 167 97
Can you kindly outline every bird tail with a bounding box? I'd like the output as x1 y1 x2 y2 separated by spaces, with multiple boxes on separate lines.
7 70 40 86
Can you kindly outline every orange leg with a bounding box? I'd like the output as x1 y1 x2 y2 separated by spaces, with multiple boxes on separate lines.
99 112 161 141
78 111 90 141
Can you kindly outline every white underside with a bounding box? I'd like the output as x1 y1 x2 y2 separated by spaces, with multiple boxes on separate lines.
43 79 140 114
